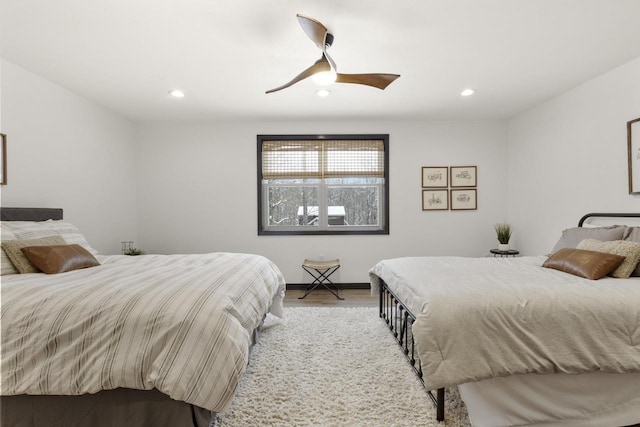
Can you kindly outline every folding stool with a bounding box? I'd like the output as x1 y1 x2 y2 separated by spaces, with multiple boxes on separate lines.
299 258 343 300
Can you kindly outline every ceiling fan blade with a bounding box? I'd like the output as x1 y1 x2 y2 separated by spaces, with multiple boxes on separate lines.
296 14 329 50
335 73 401 90
266 56 331 94
323 49 338 73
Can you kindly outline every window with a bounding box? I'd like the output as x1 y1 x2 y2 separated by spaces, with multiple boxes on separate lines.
257 134 389 235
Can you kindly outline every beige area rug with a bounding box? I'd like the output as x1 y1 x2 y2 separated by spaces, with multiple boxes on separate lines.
217 307 471 427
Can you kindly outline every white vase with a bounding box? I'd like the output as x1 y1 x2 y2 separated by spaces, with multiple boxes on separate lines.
498 243 510 251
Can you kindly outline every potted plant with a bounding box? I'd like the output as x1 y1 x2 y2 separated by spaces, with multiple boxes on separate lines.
494 223 512 251
124 247 144 256
121 241 144 256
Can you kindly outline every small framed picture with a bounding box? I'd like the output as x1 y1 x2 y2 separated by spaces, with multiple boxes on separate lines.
628 117 640 194
422 190 448 211
450 189 477 210
450 166 477 187
422 166 448 188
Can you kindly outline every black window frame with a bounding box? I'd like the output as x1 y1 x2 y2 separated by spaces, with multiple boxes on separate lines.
257 134 389 236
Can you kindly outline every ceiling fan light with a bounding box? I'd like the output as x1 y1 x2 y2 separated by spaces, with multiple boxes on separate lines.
316 89 331 97
312 70 337 85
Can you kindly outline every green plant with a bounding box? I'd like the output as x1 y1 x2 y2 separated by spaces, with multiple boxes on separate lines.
494 223 512 244
124 248 144 256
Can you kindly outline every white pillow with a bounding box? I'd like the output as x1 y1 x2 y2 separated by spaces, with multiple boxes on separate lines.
551 225 626 254
2 220 98 255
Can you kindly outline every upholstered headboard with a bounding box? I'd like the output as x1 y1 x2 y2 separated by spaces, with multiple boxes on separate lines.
0 207 63 222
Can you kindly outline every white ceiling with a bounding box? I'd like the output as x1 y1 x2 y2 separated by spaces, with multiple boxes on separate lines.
2 0 640 122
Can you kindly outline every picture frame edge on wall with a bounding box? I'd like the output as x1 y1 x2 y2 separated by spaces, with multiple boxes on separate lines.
628 117 640 194
450 165 477 188
0 133 6 186
422 189 449 211
421 166 448 188
450 188 477 211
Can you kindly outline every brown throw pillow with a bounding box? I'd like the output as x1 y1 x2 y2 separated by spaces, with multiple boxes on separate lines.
542 248 625 280
20 244 100 274
1 236 66 273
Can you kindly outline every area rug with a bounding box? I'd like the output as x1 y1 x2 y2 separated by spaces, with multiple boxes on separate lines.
217 307 471 426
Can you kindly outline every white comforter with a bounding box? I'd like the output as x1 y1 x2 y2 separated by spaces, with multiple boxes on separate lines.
369 256 640 390
1 252 286 412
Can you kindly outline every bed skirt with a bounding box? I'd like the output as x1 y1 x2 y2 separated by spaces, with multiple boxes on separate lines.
458 372 640 427
0 388 215 427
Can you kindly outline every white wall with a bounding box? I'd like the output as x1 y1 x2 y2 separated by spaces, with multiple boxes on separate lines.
507 56 640 255
6 50 638 282
136 120 508 283
0 59 138 254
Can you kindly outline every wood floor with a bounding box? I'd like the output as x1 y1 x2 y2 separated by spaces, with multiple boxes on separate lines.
283 288 377 307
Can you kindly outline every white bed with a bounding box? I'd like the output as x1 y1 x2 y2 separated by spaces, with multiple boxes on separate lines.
0 208 286 427
370 213 640 426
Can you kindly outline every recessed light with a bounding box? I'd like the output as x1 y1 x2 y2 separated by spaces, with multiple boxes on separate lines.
461 88 475 97
316 89 331 97
169 90 185 98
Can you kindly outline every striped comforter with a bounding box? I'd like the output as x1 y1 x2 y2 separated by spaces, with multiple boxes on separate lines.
1 252 286 412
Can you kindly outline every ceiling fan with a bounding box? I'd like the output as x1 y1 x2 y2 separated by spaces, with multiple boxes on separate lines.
266 14 400 94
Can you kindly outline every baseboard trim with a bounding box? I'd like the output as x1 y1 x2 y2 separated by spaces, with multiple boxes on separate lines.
287 282 370 290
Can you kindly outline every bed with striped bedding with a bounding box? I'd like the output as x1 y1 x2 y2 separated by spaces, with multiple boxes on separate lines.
1 252 286 417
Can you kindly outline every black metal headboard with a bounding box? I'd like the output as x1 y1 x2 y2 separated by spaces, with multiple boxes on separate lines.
578 212 640 227
0 207 63 221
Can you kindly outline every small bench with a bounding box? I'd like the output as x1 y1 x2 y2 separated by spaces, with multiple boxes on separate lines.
299 259 343 300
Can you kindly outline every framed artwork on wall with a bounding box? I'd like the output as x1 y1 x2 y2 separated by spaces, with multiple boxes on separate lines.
628 117 640 194
422 190 448 211
421 166 448 188
450 189 477 210
0 133 6 185
450 166 477 187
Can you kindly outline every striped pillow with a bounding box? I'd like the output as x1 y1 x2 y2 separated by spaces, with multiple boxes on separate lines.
1 236 67 274
2 220 97 255
1 228 19 275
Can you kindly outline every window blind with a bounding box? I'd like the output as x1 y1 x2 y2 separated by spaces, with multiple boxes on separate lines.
262 139 385 179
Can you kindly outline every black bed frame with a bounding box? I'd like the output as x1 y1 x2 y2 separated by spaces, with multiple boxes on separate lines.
378 212 640 423
379 281 445 421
